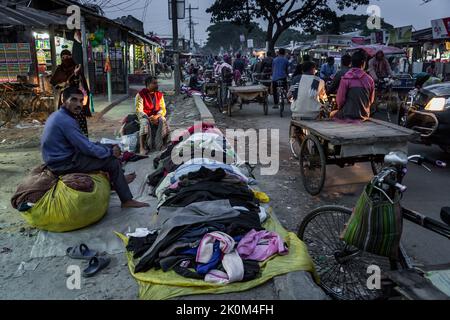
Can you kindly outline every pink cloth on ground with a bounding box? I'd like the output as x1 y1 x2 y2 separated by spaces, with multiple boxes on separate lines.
236 229 288 261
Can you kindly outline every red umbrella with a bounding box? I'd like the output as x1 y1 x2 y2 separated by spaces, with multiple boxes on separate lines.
349 44 406 57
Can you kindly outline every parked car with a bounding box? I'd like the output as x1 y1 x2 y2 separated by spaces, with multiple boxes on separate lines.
398 82 450 153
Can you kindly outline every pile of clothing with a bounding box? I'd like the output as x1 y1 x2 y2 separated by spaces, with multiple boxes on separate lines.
126 123 288 285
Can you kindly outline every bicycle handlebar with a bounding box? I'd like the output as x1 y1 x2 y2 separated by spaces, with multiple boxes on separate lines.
384 177 407 192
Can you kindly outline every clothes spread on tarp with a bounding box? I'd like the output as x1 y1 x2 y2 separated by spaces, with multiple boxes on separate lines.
204 250 244 284
172 132 238 165
126 233 159 259
196 231 235 264
161 180 258 209
126 228 157 238
237 229 288 261
134 200 243 272
171 158 248 185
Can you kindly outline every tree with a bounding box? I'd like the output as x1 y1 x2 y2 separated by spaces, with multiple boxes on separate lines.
329 14 394 36
206 0 370 52
204 22 266 52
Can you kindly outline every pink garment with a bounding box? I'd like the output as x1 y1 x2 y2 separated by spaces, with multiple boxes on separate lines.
237 229 288 261
196 231 235 264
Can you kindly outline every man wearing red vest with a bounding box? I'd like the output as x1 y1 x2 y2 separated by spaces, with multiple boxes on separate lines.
135 76 169 155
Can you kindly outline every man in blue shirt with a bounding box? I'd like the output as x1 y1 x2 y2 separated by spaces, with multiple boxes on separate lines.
320 56 336 82
272 48 289 108
41 86 149 208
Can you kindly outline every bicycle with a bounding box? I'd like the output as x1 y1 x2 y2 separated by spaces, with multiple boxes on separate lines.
297 151 449 300
275 80 288 118
373 77 400 123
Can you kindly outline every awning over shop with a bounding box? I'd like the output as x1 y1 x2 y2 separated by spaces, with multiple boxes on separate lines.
0 5 67 27
129 31 160 47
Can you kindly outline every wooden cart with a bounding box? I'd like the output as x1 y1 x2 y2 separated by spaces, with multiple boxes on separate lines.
289 118 418 195
227 85 269 117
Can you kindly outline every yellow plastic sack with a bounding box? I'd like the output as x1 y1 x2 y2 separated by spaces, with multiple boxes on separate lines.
252 190 270 203
117 209 317 300
21 174 110 232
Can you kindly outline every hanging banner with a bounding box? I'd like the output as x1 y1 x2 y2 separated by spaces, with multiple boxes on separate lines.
247 39 254 48
432 17 450 39
389 26 412 44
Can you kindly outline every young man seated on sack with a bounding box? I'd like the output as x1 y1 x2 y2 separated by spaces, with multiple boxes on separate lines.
41 86 149 208
135 76 170 155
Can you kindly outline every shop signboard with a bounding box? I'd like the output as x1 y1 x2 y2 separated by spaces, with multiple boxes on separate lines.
389 26 412 44
247 39 254 48
432 17 450 39
0 43 32 82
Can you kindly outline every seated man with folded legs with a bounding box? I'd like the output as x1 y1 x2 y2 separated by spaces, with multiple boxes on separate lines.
41 86 149 208
135 76 169 155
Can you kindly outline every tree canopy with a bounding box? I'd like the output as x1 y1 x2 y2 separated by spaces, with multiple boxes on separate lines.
206 0 370 52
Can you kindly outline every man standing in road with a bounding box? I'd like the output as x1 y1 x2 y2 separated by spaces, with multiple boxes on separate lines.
271 48 289 109
320 56 336 82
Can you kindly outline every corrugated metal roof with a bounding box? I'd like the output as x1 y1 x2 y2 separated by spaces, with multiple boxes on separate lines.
129 31 160 47
0 5 67 27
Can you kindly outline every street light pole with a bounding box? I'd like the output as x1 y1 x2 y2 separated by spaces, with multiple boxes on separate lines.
171 0 180 95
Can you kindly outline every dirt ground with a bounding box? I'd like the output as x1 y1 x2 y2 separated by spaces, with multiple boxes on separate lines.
0 95 200 299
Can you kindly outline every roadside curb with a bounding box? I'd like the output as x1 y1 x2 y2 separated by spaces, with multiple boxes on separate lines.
192 95 215 125
93 94 130 121
191 94 328 300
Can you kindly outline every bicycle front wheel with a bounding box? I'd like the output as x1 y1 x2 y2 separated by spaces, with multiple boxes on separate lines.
298 205 394 300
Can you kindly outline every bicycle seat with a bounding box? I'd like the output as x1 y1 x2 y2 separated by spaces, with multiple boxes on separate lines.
384 151 408 166
441 207 450 225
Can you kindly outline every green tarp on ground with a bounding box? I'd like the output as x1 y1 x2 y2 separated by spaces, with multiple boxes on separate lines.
117 210 318 300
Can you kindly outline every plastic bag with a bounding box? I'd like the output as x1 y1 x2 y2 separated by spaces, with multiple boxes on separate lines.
20 174 110 232
121 132 139 153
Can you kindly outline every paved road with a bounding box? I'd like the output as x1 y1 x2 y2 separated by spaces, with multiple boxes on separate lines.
211 98 450 266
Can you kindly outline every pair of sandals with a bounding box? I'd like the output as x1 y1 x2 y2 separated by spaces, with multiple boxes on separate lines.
66 244 110 278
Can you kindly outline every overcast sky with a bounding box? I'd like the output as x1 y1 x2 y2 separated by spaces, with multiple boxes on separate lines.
102 0 450 43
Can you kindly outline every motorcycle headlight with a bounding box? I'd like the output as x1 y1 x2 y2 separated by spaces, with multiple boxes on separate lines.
425 97 450 111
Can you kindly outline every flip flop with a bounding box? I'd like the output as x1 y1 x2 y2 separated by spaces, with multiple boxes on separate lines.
82 256 111 278
66 244 97 260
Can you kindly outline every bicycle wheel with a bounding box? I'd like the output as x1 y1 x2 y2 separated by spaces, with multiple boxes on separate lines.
164 69 173 79
279 96 285 117
299 135 326 195
289 125 303 159
0 100 13 128
298 205 394 300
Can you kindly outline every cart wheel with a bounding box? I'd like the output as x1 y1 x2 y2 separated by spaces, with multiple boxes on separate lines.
370 158 385 175
289 125 303 159
263 96 268 115
280 98 284 117
299 135 326 195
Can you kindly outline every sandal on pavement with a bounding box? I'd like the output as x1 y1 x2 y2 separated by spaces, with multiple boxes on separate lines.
66 243 97 260
82 256 111 278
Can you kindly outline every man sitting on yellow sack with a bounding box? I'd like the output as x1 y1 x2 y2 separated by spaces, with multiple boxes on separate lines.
41 86 149 209
135 76 170 155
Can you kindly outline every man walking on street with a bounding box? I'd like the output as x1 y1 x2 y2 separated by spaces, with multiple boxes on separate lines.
41 86 149 208
271 48 289 109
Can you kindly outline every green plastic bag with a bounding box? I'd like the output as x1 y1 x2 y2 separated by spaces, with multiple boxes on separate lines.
21 174 110 232
341 183 403 259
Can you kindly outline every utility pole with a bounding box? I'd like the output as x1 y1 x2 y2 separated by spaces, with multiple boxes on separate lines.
171 0 180 95
186 3 199 50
